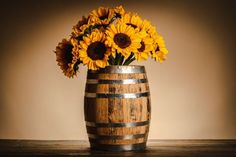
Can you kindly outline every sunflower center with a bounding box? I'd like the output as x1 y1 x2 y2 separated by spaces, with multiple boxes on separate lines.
115 12 121 18
138 41 145 52
87 41 106 60
65 44 73 64
127 23 137 29
114 33 131 49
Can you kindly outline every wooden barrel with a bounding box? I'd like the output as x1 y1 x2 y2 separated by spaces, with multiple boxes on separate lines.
84 65 151 151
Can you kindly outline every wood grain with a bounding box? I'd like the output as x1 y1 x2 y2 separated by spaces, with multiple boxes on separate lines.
84 71 151 147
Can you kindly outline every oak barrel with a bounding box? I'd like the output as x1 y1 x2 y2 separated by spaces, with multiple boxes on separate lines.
84 65 151 151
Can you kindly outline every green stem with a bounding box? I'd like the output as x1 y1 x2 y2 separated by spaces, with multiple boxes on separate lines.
115 52 124 65
123 57 135 65
114 52 120 65
117 54 123 65
123 52 134 65
117 54 124 65
119 55 125 65
108 55 115 65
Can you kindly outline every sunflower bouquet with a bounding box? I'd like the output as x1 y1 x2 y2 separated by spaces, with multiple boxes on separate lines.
55 6 168 78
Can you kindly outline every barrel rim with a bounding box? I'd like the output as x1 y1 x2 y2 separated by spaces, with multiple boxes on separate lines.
88 65 146 74
104 65 144 68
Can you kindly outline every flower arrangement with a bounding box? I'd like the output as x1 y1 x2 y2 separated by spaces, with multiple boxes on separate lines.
55 6 168 78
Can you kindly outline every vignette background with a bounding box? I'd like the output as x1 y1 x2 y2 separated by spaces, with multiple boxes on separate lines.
0 0 235 140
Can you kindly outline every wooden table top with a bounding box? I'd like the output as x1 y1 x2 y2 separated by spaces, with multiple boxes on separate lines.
0 139 235 156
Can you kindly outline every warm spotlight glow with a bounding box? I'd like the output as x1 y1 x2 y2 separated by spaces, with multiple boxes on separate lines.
0 1 235 140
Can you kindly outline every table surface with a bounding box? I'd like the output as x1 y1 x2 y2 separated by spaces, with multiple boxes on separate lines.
0 139 236 156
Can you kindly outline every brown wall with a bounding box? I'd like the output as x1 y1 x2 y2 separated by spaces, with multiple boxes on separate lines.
0 0 235 140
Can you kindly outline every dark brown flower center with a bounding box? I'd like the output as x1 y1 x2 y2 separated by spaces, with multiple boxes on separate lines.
126 23 137 29
114 33 131 49
64 44 73 64
115 12 121 18
87 41 106 60
138 41 145 52
99 11 109 20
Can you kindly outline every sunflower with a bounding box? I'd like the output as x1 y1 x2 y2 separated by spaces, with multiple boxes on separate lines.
141 20 161 45
89 7 114 25
55 39 79 78
113 5 125 18
78 30 111 70
118 13 143 30
147 26 159 42
105 23 142 58
141 20 153 32
134 37 153 61
152 35 168 62
72 16 89 38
